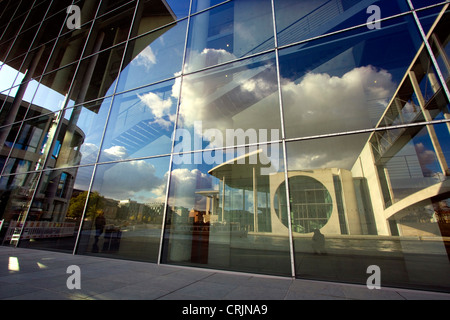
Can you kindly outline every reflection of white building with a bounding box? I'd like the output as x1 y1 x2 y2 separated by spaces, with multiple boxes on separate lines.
204 142 448 240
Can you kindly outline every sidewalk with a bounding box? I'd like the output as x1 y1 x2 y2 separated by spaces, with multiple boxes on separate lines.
0 246 449 300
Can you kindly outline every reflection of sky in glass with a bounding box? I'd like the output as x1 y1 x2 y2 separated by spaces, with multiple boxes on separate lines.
165 0 191 18
274 0 409 47
191 0 227 13
117 20 187 93
99 81 177 163
94 156 171 204
278 15 420 158
185 0 274 72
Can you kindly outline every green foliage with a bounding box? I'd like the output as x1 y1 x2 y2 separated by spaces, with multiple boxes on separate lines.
67 191 105 220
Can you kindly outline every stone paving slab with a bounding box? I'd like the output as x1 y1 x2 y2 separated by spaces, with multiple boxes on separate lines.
0 246 449 301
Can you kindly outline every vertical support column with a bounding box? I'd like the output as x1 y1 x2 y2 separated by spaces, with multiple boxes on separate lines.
431 33 450 76
0 45 45 148
410 70 449 176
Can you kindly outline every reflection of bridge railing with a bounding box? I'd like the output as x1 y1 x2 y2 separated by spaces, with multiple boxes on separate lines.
5 221 76 241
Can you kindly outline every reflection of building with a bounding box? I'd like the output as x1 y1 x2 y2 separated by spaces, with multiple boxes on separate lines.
0 94 85 222
0 94 85 242
1 0 450 293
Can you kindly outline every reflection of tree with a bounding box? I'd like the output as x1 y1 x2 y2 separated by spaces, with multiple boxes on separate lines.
67 191 105 220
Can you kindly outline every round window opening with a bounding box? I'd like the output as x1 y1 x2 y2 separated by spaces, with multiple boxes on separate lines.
275 176 333 233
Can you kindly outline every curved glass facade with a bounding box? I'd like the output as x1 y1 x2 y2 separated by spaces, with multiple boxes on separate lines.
0 0 449 292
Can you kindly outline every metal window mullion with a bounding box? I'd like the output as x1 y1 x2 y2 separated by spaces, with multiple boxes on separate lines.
271 0 296 279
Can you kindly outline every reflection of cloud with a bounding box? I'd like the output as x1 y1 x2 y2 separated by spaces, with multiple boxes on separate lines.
177 49 235 131
177 49 395 173
283 66 396 171
179 48 277 133
103 145 128 160
185 48 237 74
287 137 368 171
80 142 100 163
415 143 436 165
282 65 395 136
138 92 173 118
167 168 213 210
100 160 164 200
138 91 177 130
414 142 439 177
135 46 157 71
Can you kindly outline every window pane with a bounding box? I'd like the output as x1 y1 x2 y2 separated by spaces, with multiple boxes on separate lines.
99 80 177 162
129 0 188 39
0 172 41 246
2 113 59 174
17 166 95 253
0 123 22 174
279 15 423 139
69 45 125 104
176 53 281 152
286 125 450 291
185 0 274 72
54 98 113 169
82 1 136 57
0 78 40 126
45 21 94 74
76 157 170 262
274 0 410 47
165 0 191 19
411 0 447 9
73 0 102 23
117 19 187 92
191 0 229 13
163 144 292 276
26 62 78 115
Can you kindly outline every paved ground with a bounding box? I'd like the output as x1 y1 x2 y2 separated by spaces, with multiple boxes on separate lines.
0 246 449 301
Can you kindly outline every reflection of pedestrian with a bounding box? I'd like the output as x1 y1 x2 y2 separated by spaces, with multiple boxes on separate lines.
93 210 106 251
312 229 326 255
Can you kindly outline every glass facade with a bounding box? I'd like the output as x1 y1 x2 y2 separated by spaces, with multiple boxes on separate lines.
0 0 449 293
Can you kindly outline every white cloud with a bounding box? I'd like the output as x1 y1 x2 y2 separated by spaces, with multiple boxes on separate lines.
282 65 395 136
135 46 157 71
98 160 165 201
167 168 215 210
102 145 128 161
79 142 100 162
138 91 173 119
281 66 396 171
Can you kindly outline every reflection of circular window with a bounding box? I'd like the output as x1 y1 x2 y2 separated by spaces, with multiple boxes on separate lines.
274 176 332 233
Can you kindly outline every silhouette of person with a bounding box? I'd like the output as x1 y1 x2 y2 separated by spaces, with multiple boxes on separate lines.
312 228 326 255
93 210 106 251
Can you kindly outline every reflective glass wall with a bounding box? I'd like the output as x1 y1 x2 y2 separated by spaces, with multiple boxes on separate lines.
0 0 449 292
